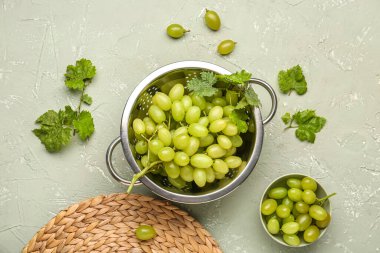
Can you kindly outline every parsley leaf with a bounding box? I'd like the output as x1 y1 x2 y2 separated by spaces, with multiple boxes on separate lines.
82 94 93 105
187 71 218 96
245 87 261 107
278 65 307 95
65 58 96 90
73 111 95 140
217 70 252 85
229 109 249 133
282 110 326 143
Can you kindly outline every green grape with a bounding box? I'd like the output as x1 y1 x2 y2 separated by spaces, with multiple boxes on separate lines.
229 135 243 148
214 171 225 179
212 159 229 174
248 120 256 133
212 89 223 98
173 126 188 137
166 24 189 39
204 9 221 31
133 119 145 135
152 92 171 111
199 134 214 147
155 123 166 131
212 97 227 107
302 189 317 204
282 214 295 224
209 119 227 133
173 134 190 150
149 153 159 162
198 116 209 127
223 105 235 117
301 177 317 191
184 137 200 156
224 156 242 169
261 199 277 216
265 213 281 223
296 213 312 231
168 176 186 189
295 202 309 214
164 161 180 178
225 90 238 105
288 188 303 202
158 128 172 146
190 154 213 168
158 147 175 162
281 197 294 210
143 117 156 136
267 218 280 235
268 187 288 199
193 168 207 187
292 207 300 218
186 106 201 124
141 155 149 167
148 105 166 124
205 167 215 183
188 123 208 137
224 147 236 157
135 140 148 155
222 122 238 136
281 222 299 235
208 106 224 122
180 165 194 182
149 139 164 155
286 178 302 189
217 135 232 149
206 144 227 159
181 95 192 111
204 102 213 114
283 234 300 246
174 152 190 166
276 204 291 218
309 205 328 221
135 225 156 241
191 94 207 110
303 225 320 243
238 161 247 172
217 40 236 55
169 83 184 101
171 100 185 122
315 213 331 229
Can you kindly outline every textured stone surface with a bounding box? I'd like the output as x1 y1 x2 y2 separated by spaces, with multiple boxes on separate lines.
1 0 380 252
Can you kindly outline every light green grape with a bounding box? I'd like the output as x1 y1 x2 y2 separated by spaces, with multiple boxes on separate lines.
295 202 309 214
198 116 209 127
303 225 320 243
164 161 180 178
229 135 243 147
148 105 166 124
223 105 235 117
193 168 207 187
288 188 303 202
186 106 201 124
281 197 294 210
204 102 213 115
316 213 331 229
224 156 242 168
282 214 295 224
158 147 175 162
309 205 328 221
180 165 194 182
152 92 171 111
281 222 299 235
222 122 238 136
276 204 291 219
133 119 145 135
225 90 238 105
224 147 236 157
217 135 232 149
283 234 300 246
286 178 302 189
183 137 200 156
212 97 227 107
168 176 186 189
173 126 188 137
171 100 185 122
212 159 229 174
188 123 208 137
158 128 172 146
149 139 164 155
135 225 156 241
199 134 214 147
209 119 227 133
206 144 227 158
143 117 156 136
181 95 192 111
302 189 317 204
141 155 149 167
174 152 190 166
261 199 277 216
173 134 190 150
238 161 247 172
135 140 148 155
191 94 207 110
205 167 215 183
214 171 225 179
301 177 317 191
208 106 224 122
267 218 280 235
169 83 184 101
296 213 312 231
268 187 288 199
190 154 213 168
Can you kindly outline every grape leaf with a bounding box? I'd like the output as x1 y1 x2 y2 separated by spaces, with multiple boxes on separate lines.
82 94 93 105
278 65 307 95
229 109 248 133
73 111 95 140
65 58 96 90
187 71 218 96
244 87 261 107
217 70 252 85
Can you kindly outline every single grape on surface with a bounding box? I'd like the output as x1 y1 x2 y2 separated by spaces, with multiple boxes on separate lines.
166 24 189 39
136 225 156 241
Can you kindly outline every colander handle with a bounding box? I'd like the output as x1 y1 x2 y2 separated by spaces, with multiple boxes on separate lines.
249 78 278 125
106 137 143 186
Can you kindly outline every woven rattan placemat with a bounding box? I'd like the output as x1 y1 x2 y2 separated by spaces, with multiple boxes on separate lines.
23 193 222 253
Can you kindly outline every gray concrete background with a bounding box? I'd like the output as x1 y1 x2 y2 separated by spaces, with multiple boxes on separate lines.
1 0 380 252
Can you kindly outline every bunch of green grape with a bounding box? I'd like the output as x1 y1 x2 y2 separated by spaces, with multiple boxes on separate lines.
131 83 252 191
261 177 335 246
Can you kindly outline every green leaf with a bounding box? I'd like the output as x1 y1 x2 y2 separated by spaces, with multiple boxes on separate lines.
33 125 72 152
82 94 93 105
186 71 218 96
35 110 60 126
73 111 95 140
59 106 77 125
295 126 316 143
217 70 252 85
281 112 291 125
229 110 249 133
278 65 307 95
244 87 261 107
235 98 248 109
65 58 96 90
293 110 316 125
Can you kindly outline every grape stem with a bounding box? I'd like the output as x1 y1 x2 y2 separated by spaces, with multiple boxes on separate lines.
127 161 163 194
316 192 336 206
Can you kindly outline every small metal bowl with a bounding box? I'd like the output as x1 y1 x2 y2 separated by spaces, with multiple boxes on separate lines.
260 174 331 247
106 61 278 204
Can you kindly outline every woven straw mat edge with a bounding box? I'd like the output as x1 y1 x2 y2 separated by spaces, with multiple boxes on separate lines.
22 193 222 253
